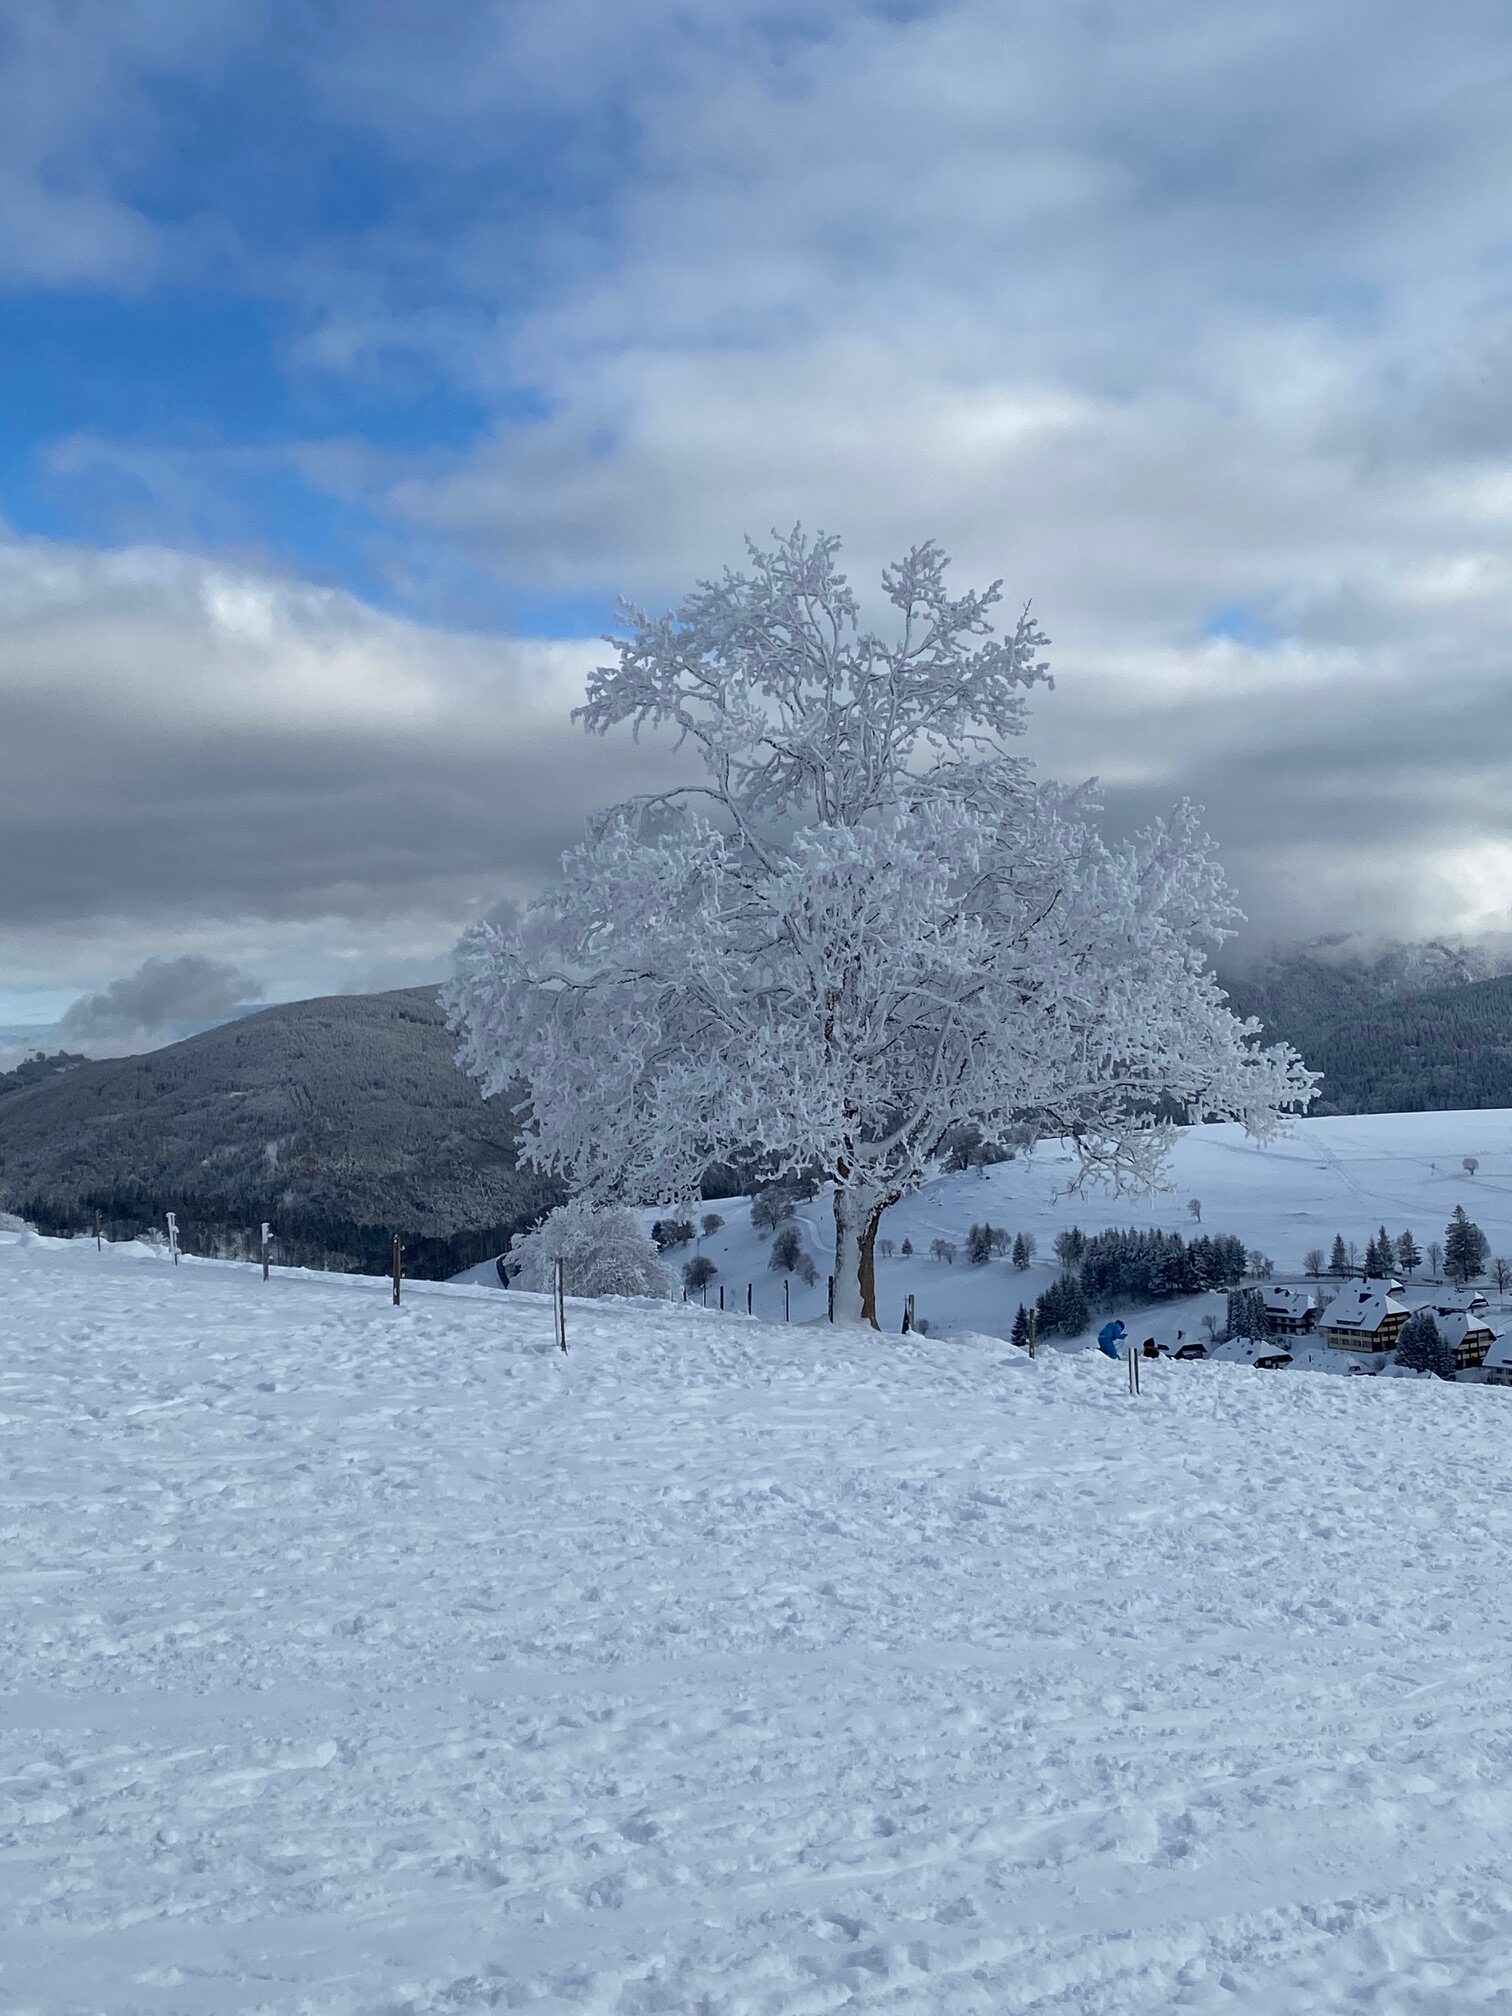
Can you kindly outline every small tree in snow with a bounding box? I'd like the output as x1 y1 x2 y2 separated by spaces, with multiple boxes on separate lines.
1012 1231 1036 1270
701 1212 724 1239
1303 1247 1326 1281
930 1237 957 1266
1427 1239 1444 1281
967 1221 995 1265
1054 1226 1087 1270
1010 1303 1032 1350
1396 1230 1421 1279
446 532 1313 1326
900 1237 913 1256
750 1188 796 1236
878 1237 895 1259
683 1253 718 1294
505 1200 675 1300
1329 1234 1350 1278
1463 1156 1480 1177
1494 1255 1512 1295
770 1225 807 1274
1187 1198 1202 1224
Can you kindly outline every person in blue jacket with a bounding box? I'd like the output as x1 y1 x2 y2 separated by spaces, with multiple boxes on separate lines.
1097 1319 1127 1360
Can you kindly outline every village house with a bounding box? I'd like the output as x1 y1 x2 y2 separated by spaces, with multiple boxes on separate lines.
1318 1283 1410 1354
1261 1284 1318 1335
1429 1303 1498 1373
1481 1335 1512 1387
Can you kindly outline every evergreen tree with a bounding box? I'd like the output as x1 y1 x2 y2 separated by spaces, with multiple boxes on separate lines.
1011 1231 1032 1270
1444 1205 1490 1288
1053 1226 1087 1269
1374 1226 1393 1277
1397 1310 1455 1378
1034 1273 1090 1337
966 1221 994 1265
1010 1303 1032 1351
1329 1234 1350 1278
1396 1229 1420 1278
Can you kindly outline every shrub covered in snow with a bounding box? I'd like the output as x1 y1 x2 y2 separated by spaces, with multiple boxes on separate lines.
505 1200 675 1301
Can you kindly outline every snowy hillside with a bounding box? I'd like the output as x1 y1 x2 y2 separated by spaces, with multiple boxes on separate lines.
463 1107 1512 1346
8 1222 1512 2012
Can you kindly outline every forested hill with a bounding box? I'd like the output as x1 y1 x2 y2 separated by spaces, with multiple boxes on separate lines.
1224 947 1512 1116
0 988 559 1277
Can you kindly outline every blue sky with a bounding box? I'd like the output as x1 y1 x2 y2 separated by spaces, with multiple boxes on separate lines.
6 0 1512 1047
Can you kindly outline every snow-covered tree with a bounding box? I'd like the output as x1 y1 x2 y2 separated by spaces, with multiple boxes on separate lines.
1303 1247 1325 1280
447 530 1314 1326
1329 1234 1350 1278
1444 1205 1489 1288
1010 1303 1032 1350
504 1199 675 1301
1396 1230 1421 1278
1396 1310 1454 1378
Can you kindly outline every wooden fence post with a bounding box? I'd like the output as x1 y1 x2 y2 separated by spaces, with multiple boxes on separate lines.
261 1222 272 1282
391 1234 403 1306
827 1275 835 1323
94 1211 101 1251
719 1284 725 1312
1028 1308 1037 1360
553 1256 567 1353
747 1282 753 1315
784 1278 790 1323
166 1212 179 1266
902 1293 914 1335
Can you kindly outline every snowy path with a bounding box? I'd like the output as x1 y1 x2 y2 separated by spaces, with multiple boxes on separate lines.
6 1230 1512 2012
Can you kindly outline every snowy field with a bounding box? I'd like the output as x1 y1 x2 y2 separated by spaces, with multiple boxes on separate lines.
467 1108 1512 1345
9 1221 1512 2013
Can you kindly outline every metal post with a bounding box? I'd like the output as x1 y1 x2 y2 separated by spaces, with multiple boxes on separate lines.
747 1282 753 1315
554 1256 567 1353
166 1212 179 1265
392 1234 403 1306
719 1284 725 1311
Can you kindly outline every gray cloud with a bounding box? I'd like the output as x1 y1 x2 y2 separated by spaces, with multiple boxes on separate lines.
9 0 1512 993
58 954 266 1045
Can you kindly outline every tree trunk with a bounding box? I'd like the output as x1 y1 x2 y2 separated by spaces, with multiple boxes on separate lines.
833 1188 885 1328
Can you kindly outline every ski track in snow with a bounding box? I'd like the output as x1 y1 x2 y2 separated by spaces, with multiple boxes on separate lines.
7 1224 1512 2012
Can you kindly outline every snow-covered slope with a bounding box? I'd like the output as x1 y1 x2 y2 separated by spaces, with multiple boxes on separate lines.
460 1107 1512 1345
8 1222 1512 2012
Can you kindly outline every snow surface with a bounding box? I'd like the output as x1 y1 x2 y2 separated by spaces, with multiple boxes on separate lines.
9 1219 1512 2012
458 1108 1512 1351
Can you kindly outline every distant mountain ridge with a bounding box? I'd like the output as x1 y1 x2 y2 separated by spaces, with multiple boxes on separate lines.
1223 940 1512 1116
0 988 559 1277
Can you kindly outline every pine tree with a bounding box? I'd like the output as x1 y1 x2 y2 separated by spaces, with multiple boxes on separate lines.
1374 1226 1393 1277
1444 1205 1490 1288
1396 1229 1420 1278
1010 1303 1032 1351
1011 1231 1031 1270
1329 1234 1350 1278
1053 1226 1086 1270
967 1221 994 1265
1397 1310 1455 1378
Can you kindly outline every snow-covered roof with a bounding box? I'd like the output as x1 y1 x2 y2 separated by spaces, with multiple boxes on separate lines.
1426 1305 1497 1350
1482 1334 1512 1372
1318 1287 1408 1335
1262 1285 1316 1317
